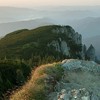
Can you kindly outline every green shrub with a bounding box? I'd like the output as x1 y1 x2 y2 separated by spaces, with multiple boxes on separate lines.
0 59 31 98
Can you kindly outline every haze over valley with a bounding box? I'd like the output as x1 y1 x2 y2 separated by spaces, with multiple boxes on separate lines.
0 6 100 39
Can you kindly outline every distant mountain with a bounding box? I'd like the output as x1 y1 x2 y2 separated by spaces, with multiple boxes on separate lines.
1 6 100 39
0 6 95 24
1 17 100 38
83 35 100 58
0 18 53 36
69 17 100 39
0 7 37 23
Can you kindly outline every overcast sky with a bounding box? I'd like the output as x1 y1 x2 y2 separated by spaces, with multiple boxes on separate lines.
0 0 100 7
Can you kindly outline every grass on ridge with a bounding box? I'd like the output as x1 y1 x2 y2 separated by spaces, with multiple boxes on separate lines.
10 63 64 100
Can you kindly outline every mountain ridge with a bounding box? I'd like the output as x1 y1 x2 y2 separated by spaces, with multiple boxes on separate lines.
0 25 96 62
0 25 83 65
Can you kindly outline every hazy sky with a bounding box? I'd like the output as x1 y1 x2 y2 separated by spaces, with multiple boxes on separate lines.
0 0 100 7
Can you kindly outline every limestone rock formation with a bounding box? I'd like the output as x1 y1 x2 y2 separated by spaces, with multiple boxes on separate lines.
61 41 70 56
52 26 82 45
47 40 61 52
50 26 98 61
48 39 70 56
48 59 100 100
62 59 100 72
49 26 82 58
86 44 95 61
57 88 91 100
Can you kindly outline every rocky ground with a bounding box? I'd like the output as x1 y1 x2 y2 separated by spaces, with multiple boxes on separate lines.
48 59 100 100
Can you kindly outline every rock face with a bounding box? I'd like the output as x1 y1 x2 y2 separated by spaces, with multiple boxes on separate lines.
86 44 95 61
61 59 100 100
48 59 100 100
52 26 82 45
49 26 82 58
49 26 97 61
62 59 100 72
48 40 61 52
61 41 70 56
48 39 70 56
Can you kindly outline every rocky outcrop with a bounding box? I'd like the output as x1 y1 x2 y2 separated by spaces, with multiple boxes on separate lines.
52 26 96 62
48 40 61 52
52 26 82 45
61 41 70 56
86 44 95 61
48 59 100 100
48 39 70 56
49 26 82 58
51 26 96 61
46 25 96 61
62 59 100 72
57 88 91 100
61 59 100 100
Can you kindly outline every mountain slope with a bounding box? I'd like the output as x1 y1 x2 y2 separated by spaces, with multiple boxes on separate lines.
0 25 82 64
